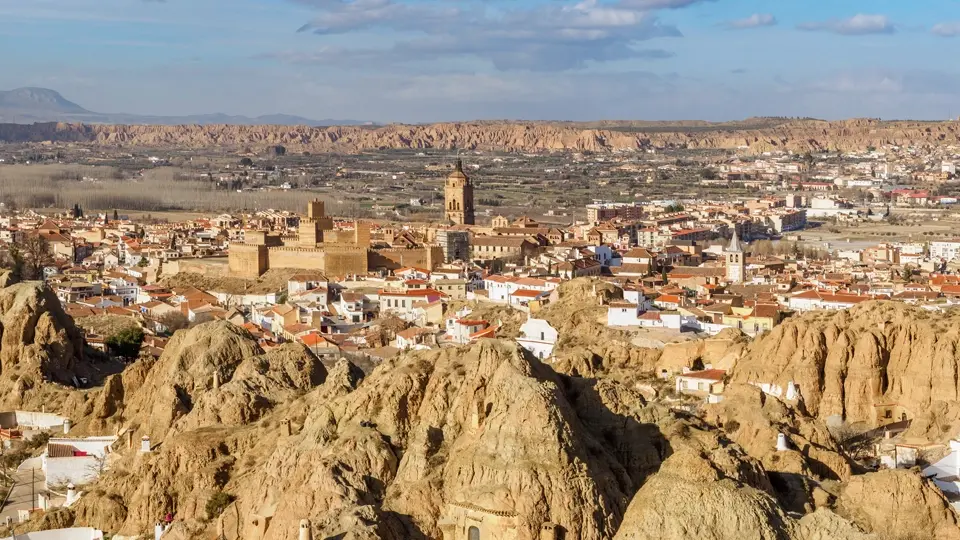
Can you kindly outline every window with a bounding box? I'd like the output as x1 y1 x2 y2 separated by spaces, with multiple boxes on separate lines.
885 410 892 419
468 527 480 540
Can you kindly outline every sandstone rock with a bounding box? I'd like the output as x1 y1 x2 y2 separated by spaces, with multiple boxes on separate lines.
730 302 960 439
837 469 960 540
8 118 960 154
0 282 84 387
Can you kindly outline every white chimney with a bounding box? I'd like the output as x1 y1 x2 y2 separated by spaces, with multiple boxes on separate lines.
66 484 77 505
154 523 165 540
63 419 72 435
141 436 151 453
299 520 312 540
786 381 797 401
776 433 788 452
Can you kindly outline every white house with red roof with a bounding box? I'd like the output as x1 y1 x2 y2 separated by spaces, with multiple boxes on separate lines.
380 288 446 319
444 308 492 344
675 368 726 403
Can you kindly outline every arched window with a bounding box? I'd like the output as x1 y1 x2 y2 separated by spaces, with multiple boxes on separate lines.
468 526 480 540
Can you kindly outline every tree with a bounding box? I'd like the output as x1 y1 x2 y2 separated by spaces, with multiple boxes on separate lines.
158 312 189 334
106 327 145 359
17 235 52 281
664 203 685 213
239 157 254 167
900 264 913 282
699 168 718 180
113 209 119 221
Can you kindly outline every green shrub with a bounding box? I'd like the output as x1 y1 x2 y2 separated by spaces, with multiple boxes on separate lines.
205 491 236 520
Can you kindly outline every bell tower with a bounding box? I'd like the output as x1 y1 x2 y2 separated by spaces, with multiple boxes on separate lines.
444 159 475 225
724 229 745 284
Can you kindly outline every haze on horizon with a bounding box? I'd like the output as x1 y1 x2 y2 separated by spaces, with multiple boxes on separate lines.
2 0 960 124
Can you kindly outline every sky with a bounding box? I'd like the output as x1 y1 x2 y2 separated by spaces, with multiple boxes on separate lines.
2 0 960 123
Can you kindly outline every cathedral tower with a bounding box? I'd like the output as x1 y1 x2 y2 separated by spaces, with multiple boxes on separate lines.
444 159 475 225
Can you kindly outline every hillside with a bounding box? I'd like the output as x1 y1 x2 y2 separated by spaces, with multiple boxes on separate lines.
0 118 958 153
730 302 960 441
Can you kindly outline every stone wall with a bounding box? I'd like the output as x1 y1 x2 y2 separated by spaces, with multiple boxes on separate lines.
166 257 229 278
325 245 369 277
228 244 268 279
266 246 326 271
369 246 443 272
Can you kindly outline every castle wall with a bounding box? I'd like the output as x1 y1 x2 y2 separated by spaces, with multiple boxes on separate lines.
369 246 443 272
324 245 369 277
266 246 326 271
166 257 229 278
229 244 268 279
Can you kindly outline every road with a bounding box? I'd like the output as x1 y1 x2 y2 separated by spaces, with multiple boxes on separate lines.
0 457 45 523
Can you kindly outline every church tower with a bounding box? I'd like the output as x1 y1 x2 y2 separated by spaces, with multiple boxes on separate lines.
724 229 745 284
444 159 474 225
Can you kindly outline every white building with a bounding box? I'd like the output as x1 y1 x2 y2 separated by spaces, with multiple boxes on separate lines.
923 440 960 506
930 240 960 261
42 436 118 488
444 309 491 344
516 318 558 360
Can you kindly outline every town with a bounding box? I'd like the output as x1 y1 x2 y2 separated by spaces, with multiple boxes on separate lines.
3 141 960 538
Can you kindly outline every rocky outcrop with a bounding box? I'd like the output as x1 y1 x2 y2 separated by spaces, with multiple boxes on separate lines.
730 302 960 438
837 470 960 540
0 282 84 387
82 321 325 441
6 118 960 153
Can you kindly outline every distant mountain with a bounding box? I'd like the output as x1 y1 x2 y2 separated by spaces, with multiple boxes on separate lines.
0 87 366 126
0 87 89 114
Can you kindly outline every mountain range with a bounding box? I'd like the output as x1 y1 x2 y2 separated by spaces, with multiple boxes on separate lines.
0 87 366 126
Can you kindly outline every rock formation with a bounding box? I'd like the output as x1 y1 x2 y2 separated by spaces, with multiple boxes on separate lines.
0 281 954 540
0 282 86 396
7 118 960 154
730 302 960 440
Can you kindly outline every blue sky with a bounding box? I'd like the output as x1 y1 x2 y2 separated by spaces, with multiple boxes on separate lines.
2 0 960 122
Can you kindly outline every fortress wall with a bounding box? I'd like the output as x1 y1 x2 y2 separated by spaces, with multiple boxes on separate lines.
229 244 268 279
167 258 229 278
369 246 443 272
266 246 326 271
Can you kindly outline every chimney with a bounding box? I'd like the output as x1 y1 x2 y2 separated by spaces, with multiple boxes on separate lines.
776 433 788 452
63 419 72 435
66 484 77 505
299 520 312 540
141 436 152 453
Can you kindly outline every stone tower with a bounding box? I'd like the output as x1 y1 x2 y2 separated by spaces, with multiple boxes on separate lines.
444 159 475 225
299 199 334 247
725 228 745 284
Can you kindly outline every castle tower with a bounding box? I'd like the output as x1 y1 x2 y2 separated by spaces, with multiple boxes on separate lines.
724 229 745 284
444 159 475 225
300 199 334 247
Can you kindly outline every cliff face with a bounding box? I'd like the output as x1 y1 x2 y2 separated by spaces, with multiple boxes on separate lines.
6 118 960 153
730 302 960 439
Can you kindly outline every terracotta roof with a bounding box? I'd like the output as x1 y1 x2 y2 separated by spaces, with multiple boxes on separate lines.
680 369 727 381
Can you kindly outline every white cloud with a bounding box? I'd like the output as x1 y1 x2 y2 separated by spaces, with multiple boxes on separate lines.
798 14 895 36
725 13 776 30
286 0 682 71
932 22 960 37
